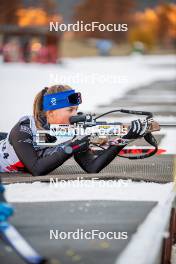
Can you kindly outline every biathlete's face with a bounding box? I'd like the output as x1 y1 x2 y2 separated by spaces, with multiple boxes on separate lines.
46 106 78 124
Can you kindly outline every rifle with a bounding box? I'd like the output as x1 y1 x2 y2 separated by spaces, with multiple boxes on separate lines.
35 109 163 160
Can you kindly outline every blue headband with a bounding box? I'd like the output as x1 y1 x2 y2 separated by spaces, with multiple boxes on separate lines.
43 89 82 111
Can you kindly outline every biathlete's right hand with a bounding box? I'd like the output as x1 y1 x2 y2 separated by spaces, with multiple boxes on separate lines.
123 119 148 140
63 135 90 154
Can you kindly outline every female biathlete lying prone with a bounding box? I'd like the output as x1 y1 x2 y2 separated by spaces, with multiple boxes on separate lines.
0 85 147 176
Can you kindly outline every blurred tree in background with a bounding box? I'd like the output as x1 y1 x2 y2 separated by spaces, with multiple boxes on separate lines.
0 0 60 26
0 0 22 24
129 3 176 50
74 0 176 51
74 0 136 42
157 4 176 47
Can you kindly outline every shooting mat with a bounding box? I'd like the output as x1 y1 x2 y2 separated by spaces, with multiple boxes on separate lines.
1 155 175 184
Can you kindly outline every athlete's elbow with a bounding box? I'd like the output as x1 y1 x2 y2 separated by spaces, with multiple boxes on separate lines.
31 170 42 176
84 167 101 174
30 168 46 176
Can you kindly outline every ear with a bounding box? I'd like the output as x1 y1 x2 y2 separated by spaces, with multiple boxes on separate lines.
46 110 54 118
46 110 54 123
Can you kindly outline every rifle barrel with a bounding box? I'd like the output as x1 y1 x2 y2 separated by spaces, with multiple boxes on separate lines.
160 123 176 127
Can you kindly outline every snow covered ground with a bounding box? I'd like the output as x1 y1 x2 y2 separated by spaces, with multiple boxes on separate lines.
5 180 174 204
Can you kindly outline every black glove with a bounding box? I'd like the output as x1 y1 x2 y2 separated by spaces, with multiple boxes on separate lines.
63 135 90 154
123 119 147 140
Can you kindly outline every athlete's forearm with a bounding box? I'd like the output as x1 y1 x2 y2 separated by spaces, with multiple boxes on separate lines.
74 145 126 173
30 150 71 176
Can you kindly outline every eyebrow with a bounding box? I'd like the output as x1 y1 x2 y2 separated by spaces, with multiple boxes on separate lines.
69 106 78 110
